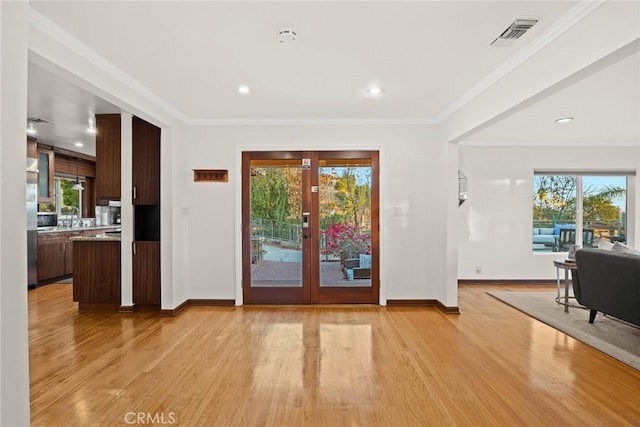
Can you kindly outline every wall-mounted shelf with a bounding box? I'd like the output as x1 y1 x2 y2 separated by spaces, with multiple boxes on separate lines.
194 169 228 182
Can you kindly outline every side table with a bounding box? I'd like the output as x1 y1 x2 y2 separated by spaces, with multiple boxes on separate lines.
553 259 577 313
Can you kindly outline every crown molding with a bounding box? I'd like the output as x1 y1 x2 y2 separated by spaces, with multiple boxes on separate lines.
434 0 606 123
185 117 437 126
458 140 640 148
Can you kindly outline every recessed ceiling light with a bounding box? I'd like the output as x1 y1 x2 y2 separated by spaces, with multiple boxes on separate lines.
367 87 382 95
26 122 37 134
238 85 250 94
75 142 84 147
555 117 574 124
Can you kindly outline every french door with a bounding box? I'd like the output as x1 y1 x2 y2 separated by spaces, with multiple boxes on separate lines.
242 151 379 304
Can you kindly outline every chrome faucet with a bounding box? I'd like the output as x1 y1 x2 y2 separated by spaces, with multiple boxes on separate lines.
70 207 81 227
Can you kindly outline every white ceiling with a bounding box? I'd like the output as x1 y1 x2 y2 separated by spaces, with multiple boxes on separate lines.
27 61 120 156
26 1 640 154
463 50 640 145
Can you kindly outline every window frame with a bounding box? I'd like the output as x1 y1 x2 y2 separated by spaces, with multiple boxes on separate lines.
533 170 636 252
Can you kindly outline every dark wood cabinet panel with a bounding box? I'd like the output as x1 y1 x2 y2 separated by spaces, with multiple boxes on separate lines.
64 241 74 276
37 241 66 282
95 114 121 203
73 241 121 304
132 116 160 205
133 241 160 305
54 155 96 178
27 136 37 158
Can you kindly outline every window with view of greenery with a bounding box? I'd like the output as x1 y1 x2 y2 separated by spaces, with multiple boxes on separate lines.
38 177 83 217
533 173 628 252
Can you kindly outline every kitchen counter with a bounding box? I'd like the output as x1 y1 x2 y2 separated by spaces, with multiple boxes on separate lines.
38 225 120 234
70 234 121 242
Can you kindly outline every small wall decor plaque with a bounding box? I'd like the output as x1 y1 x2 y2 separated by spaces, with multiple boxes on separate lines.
194 169 228 182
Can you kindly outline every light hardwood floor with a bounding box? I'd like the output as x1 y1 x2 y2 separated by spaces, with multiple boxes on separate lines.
29 284 640 426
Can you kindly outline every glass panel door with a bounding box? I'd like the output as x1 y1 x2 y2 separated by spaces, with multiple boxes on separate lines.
311 151 379 304
318 158 372 287
243 152 311 304
250 159 303 287
243 151 379 304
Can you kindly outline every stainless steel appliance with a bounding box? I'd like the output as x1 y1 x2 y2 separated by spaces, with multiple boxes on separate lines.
27 158 38 289
37 212 57 227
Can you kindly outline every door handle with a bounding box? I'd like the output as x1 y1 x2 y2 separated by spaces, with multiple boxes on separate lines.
302 233 310 239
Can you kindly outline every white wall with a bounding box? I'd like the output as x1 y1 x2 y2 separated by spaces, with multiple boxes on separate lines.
0 2 31 425
178 125 450 303
458 144 640 280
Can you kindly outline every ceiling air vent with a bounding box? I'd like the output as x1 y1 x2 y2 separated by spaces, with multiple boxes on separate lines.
27 117 54 125
491 19 538 47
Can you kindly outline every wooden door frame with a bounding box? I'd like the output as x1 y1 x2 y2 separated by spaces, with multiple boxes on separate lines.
242 151 312 304
310 151 379 304
242 150 379 305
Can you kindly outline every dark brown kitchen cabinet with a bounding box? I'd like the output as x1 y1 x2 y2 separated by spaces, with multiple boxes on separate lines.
132 241 160 305
132 116 160 205
37 240 66 282
95 114 121 203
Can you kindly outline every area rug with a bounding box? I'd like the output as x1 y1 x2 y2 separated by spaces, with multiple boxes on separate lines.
487 291 640 371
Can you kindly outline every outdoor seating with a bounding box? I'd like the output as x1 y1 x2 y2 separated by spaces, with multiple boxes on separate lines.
558 228 595 251
343 255 371 279
532 224 597 251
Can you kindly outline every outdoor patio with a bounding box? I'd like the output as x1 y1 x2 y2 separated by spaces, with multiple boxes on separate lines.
250 243 371 287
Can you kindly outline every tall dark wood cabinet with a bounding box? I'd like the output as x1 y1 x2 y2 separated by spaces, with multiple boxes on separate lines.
132 116 160 205
95 114 121 203
132 116 161 307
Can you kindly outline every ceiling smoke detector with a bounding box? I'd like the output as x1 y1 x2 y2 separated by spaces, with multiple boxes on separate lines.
491 18 538 47
278 29 298 44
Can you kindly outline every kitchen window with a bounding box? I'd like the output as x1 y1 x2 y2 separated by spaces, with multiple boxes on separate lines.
38 176 84 220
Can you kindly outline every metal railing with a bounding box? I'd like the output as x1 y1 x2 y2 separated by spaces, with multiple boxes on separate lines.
251 218 302 244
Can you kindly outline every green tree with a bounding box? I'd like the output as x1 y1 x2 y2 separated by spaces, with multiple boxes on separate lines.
250 167 294 222
334 167 371 230
583 185 625 224
534 176 625 226
533 176 576 224
60 179 79 214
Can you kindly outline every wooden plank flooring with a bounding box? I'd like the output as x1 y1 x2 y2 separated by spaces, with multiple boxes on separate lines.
29 284 640 426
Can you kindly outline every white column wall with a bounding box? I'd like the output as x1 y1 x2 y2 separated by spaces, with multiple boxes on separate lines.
160 127 188 309
443 142 459 306
120 112 133 306
0 2 30 425
179 125 450 304
458 144 640 280
172 126 190 307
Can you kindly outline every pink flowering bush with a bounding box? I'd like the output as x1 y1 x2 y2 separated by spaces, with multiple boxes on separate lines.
323 223 371 258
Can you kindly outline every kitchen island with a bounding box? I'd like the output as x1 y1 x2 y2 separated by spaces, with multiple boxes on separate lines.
70 233 121 311
37 225 120 284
